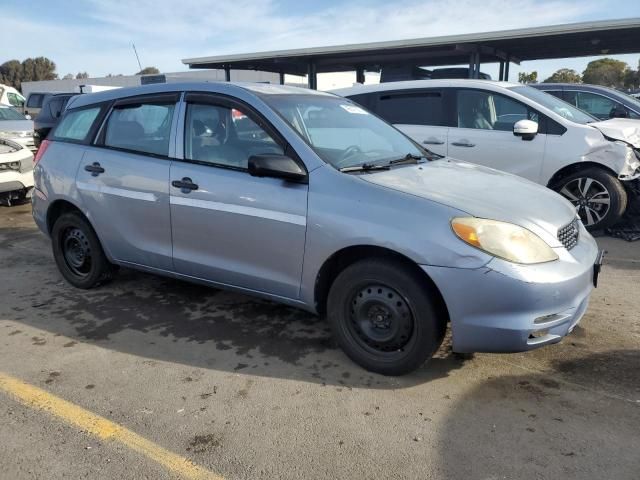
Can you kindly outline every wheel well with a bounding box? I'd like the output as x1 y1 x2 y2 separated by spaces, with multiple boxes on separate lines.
546 162 618 188
314 245 450 323
46 200 84 233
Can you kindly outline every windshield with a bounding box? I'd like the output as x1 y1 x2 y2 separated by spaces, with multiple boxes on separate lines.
0 107 27 121
508 86 597 125
260 94 427 170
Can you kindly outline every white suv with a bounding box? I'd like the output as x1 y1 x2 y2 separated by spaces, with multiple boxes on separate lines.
334 80 640 230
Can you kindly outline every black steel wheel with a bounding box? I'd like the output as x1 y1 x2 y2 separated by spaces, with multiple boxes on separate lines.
51 212 114 288
327 259 446 375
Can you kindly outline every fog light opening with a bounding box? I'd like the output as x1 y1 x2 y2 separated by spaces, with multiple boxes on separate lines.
529 329 549 340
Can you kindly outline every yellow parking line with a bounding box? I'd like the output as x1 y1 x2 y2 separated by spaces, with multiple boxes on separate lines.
0 372 223 480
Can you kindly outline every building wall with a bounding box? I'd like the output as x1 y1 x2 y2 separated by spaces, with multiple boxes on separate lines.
21 70 283 97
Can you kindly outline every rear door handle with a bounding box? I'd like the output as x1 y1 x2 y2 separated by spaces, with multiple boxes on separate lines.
84 162 105 176
422 139 445 145
451 141 475 147
171 177 199 192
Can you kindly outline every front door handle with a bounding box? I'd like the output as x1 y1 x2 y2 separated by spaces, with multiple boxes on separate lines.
171 177 199 192
422 139 445 145
84 162 105 176
451 141 475 147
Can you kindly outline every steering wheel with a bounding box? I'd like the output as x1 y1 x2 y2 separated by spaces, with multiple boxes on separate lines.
335 145 363 166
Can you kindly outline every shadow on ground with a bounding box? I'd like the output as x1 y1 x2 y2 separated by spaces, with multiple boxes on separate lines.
0 216 466 389
436 352 640 479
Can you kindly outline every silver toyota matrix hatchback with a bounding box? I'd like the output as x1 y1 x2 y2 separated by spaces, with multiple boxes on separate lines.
32 83 603 375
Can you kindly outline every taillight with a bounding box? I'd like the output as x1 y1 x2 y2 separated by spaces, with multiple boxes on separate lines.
34 139 51 164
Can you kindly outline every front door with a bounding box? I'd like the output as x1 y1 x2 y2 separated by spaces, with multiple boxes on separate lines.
76 93 179 270
170 94 308 299
448 88 546 183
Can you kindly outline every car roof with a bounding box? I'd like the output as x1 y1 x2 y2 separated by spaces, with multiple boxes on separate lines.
332 79 521 96
67 82 332 110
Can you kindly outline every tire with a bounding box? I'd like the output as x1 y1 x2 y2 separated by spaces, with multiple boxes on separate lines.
51 212 114 289
327 259 446 376
552 167 627 231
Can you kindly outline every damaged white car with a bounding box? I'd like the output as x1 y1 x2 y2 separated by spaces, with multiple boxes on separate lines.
0 138 34 206
334 80 640 230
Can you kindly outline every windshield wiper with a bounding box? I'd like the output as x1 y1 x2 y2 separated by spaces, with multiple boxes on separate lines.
339 162 391 173
387 153 427 165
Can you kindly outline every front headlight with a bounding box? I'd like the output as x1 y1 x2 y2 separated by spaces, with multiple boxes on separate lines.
451 217 558 264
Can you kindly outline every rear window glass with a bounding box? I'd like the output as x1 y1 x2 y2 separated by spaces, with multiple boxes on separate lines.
27 94 44 108
48 97 67 118
104 103 175 156
53 107 101 142
377 91 444 126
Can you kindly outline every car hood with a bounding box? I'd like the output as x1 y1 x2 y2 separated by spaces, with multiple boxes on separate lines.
358 159 576 247
589 118 640 148
0 119 33 133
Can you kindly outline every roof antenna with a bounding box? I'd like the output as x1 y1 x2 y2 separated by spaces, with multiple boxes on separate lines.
132 43 143 71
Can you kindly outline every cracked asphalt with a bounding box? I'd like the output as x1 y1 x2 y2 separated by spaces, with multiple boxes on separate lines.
0 203 639 479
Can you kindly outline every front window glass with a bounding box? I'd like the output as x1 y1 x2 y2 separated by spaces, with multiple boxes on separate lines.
456 90 538 131
53 107 101 141
261 94 425 169
0 107 27 121
184 103 283 169
26 94 43 108
565 91 618 120
105 102 175 156
509 85 596 124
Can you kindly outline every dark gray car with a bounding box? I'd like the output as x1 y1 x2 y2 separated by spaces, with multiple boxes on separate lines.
31 82 601 375
533 83 640 120
33 93 75 148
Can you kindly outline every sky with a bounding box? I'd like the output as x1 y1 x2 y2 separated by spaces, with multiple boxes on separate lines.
2 0 640 89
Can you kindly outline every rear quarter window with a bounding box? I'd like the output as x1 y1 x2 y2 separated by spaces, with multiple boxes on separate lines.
52 106 102 142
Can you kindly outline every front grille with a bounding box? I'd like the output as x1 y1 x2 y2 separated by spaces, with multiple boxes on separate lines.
558 218 579 250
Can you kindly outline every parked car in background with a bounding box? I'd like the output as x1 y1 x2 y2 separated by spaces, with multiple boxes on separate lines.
334 80 640 230
24 92 58 118
0 84 26 109
0 105 36 152
532 83 640 120
0 138 34 206
32 82 601 375
34 93 75 148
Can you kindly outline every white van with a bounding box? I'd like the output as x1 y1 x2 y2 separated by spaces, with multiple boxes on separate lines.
0 84 26 109
334 80 640 230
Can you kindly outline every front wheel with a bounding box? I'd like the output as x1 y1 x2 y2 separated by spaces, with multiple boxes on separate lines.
553 168 627 230
327 259 446 376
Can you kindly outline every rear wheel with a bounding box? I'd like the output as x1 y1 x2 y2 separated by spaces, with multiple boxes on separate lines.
553 168 627 230
51 212 114 288
327 259 446 376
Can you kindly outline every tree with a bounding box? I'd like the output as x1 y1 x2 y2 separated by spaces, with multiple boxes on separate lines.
76 72 89 79
582 58 629 88
136 66 160 75
21 57 58 83
0 60 23 88
518 71 538 84
543 68 581 83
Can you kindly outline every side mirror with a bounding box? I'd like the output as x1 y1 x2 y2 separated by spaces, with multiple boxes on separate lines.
248 154 307 183
513 119 538 141
25 114 32 120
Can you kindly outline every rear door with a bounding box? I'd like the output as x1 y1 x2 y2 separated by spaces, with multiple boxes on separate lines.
448 88 547 182
370 89 450 156
170 93 308 298
76 93 179 270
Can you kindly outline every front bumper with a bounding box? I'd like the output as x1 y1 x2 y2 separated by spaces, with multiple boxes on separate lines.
423 226 600 353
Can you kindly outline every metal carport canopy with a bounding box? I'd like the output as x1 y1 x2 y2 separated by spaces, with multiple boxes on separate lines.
182 18 640 84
